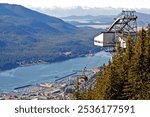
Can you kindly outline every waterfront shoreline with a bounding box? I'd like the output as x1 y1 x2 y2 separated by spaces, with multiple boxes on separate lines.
0 67 100 100
0 52 98 72
0 51 111 96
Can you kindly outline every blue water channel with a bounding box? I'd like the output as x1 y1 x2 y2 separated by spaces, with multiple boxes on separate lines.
0 51 111 92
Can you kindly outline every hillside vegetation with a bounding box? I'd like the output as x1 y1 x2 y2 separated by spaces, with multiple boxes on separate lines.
0 4 101 70
75 26 150 100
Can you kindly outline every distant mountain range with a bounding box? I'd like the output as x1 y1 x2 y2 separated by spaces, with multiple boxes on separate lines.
62 12 150 26
0 4 149 70
33 6 150 17
0 4 100 70
136 12 150 26
0 3 77 35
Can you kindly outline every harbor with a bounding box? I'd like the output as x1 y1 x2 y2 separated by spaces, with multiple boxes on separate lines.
0 67 101 100
0 51 111 100
0 51 111 92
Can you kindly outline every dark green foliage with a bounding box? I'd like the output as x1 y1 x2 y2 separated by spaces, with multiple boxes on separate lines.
77 27 150 100
0 4 101 70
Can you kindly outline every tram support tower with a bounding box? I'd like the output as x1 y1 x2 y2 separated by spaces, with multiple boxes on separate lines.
94 10 137 51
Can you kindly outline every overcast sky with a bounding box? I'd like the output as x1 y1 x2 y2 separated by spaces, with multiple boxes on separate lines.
0 0 149 9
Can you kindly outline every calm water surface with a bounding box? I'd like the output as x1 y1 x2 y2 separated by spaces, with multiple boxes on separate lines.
0 51 111 92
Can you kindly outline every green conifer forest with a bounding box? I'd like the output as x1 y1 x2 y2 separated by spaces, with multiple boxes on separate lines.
75 26 150 100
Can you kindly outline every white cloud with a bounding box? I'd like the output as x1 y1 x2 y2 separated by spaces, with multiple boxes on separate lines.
0 0 149 9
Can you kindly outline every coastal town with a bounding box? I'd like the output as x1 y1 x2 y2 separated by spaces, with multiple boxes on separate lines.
0 67 100 100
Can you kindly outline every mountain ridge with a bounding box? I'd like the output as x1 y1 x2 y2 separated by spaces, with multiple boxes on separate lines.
0 3 77 34
0 3 100 71
62 12 150 26
33 6 150 17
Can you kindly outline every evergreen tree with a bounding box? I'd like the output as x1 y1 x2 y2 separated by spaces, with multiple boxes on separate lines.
75 27 150 100
74 78 82 100
143 25 150 99
128 29 148 99
94 66 111 99
118 36 134 99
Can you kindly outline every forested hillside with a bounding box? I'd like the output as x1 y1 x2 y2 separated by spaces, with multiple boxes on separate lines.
0 4 101 71
75 26 150 100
